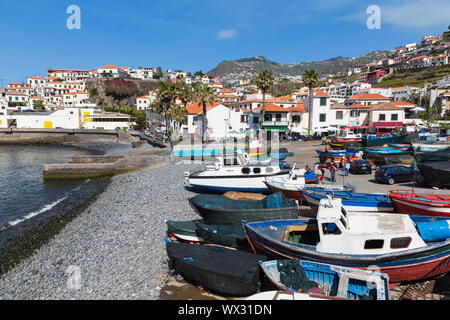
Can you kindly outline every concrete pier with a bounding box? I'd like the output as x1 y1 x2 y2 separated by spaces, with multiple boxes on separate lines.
43 148 172 180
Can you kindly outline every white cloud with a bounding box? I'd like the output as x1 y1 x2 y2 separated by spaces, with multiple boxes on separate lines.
218 29 237 39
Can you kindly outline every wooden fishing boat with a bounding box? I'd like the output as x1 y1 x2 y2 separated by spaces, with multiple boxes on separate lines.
195 221 248 248
246 290 328 300
388 144 411 150
189 192 299 225
329 141 361 150
223 191 266 201
315 149 346 157
332 131 362 144
389 190 450 217
362 132 419 147
166 220 204 243
264 175 353 202
418 160 450 189
301 190 394 212
242 197 450 285
411 140 450 152
259 259 389 300
165 239 266 296
364 147 414 161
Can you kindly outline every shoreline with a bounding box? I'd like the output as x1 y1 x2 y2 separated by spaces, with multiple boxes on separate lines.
0 160 203 299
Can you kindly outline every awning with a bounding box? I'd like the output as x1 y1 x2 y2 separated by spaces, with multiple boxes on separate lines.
263 126 290 132
343 125 372 130
372 122 404 129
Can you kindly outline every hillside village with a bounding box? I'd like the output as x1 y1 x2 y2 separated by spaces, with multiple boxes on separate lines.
0 29 449 140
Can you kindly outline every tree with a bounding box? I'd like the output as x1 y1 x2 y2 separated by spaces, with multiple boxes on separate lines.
135 111 148 129
193 84 216 143
155 81 179 148
155 67 163 79
33 99 44 110
302 69 320 134
254 70 275 133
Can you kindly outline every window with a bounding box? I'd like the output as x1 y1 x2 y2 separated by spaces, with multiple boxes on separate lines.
320 97 327 106
364 240 384 249
390 237 412 249
292 115 301 123
336 111 343 120
253 168 261 174
379 114 386 121
322 223 341 235
319 114 326 122
264 114 272 121
275 114 281 121
350 110 360 117
240 115 247 123
391 114 398 121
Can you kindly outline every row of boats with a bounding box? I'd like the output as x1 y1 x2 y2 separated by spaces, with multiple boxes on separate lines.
164 149 450 300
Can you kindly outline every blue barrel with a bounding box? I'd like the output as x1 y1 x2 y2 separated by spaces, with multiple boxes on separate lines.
416 220 450 242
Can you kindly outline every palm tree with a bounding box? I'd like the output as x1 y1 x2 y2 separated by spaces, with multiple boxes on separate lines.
155 81 179 148
178 86 194 109
254 70 275 133
193 84 216 143
302 69 319 135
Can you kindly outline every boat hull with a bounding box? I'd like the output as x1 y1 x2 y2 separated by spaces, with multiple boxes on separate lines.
389 192 450 217
243 221 450 284
302 192 394 213
362 133 419 147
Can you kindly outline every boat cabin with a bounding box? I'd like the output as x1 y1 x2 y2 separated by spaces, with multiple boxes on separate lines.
284 197 427 255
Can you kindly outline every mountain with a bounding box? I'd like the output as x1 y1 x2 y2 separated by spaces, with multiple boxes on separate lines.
207 51 392 80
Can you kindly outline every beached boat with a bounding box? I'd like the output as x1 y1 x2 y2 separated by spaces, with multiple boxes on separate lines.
189 192 299 225
315 149 346 157
411 140 450 152
418 161 450 189
329 141 361 149
166 220 248 247
301 190 394 212
246 290 328 300
184 150 289 193
389 190 450 217
264 175 353 202
388 143 411 150
259 259 389 300
364 147 414 161
332 131 362 144
166 220 204 243
242 197 450 285
361 132 419 147
165 239 266 296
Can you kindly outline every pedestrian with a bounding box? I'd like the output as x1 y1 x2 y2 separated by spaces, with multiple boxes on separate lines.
319 169 325 184
344 161 350 177
330 163 336 182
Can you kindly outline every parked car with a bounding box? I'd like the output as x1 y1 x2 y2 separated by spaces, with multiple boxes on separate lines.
375 165 421 185
350 160 372 174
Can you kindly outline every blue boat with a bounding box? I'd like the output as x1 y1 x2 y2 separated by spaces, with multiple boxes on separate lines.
259 259 390 300
301 190 394 212
315 149 345 157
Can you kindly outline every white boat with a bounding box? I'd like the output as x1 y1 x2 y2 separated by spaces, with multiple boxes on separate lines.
184 151 289 193
245 291 327 300
411 140 450 152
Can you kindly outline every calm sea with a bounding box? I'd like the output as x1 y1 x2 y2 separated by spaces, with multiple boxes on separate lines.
0 145 109 246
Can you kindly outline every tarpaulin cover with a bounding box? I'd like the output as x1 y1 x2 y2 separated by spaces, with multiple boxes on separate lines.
415 149 450 164
418 161 450 189
189 192 298 225
166 242 266 296
277 260 320 293
195 222 248 247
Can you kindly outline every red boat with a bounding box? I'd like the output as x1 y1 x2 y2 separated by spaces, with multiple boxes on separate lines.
389 190 450 217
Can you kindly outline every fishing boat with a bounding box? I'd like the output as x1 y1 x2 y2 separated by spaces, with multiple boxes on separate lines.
389 190 450 217
411 140 450 152
301 190 394 212
259 259 389 300
184 150 289 193
388 144 411 150
195 221 248 248
418 160 450 189
264 175 353 202
246 290 328 300
361 132 419 147
332 131 362 144
166 220 204 242
315 149 346 157
242 197 450 285
364 147 414 161
165 239 266 296
329 141 361 150
189 192 299 225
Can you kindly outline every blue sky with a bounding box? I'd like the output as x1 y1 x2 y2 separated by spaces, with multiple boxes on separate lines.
0 0 448 84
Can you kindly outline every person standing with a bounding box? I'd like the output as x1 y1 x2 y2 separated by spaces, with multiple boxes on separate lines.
330 163 336 182
344 161 350 177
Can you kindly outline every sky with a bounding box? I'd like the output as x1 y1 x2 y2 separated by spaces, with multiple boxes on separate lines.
0 0 448 84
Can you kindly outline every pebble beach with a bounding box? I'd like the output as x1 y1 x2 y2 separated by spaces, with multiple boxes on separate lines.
0 160 202 300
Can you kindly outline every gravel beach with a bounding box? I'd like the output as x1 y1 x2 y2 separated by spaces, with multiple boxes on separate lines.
0 160 202 300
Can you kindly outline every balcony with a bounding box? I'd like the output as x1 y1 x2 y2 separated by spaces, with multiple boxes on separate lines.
263 120 289 127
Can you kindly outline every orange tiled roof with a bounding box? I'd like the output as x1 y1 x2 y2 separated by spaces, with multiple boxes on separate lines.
186 101 222 114
392 100 415 106
348 93 389 101
98 64 120 69
252 103 289 112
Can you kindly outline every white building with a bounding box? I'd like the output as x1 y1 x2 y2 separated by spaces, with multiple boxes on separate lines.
97 65 129 78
